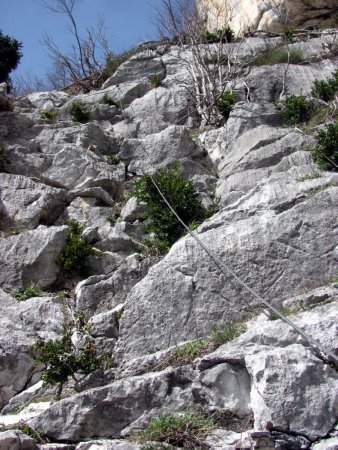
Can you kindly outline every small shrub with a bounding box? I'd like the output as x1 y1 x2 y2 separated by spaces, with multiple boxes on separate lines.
131 412 215 448
40 109 58 120
107 154 121 165
269 307 295 320
148 74 164 88
30 334 102 399
174 340 206 359
69 101 90 123
278 95 314 125
99 93 119 107
12 283 43 301
134 162 210 253
312 123 338 171
204 26 234 43
283 26 295 42
252 46 303 66
216 91 236 118
211 323 247 347
311 69 338 102
56 220 96 273
297 172 321 182
0 144 8 171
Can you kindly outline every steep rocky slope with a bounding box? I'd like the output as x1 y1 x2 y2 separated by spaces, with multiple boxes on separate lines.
0 32 337 449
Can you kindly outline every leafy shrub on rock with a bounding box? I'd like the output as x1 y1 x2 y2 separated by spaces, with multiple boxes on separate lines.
216 91 236 118
279 95 314 125
69 101 90 123
99 93 118 107
12 283 42 301
133 162 210 253
31 332 104 399
40 109 58 120
56 220 96 274
312 123 338 171
131 412 215 448
311 69 338 102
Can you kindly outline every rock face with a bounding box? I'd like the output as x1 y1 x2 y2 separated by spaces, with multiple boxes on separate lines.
196 0 338 34
0 30 337 449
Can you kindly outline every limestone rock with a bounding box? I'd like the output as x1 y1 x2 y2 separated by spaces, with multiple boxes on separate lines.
312 437 338 450
0 174 68 231
197 0 338 34
0 430 37 450
0 225 68 290
28 367 197 441
75 441 156 450
0 83 12 111
120 198 147 223
0 290 65 409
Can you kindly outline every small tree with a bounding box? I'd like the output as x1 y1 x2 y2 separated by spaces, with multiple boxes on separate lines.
134 162 209 253
0 30 23 90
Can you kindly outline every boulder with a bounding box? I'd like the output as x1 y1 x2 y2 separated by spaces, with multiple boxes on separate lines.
0 430 37 450
0 226 68 290
0 174 68 231
0 290 65 409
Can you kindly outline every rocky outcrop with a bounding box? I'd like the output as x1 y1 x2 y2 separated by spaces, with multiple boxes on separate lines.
0 31 337 449
197 0 338 34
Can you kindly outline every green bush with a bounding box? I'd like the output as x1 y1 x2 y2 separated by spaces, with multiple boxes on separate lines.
133 162 210 253
0 30 23 89
107 154 121 165
148 74 164 88
56 220 96 273
311 69 338 102
31 335 101 398
251 46 303 66
99 93 119 107
279 95 314 125
40 109 58 120
204 26 234 43
174 340 206 359
131 412 215 448
211 323 247 347
69 101 90 123
312 123 338 171
12 283 43 301
0 144 8 172
216 91 236 118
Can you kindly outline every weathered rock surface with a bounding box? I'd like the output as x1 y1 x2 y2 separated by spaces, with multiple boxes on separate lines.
0 32 337 448
0 226 68 290
197 0 338 34
0 430 37 450
0 289 65 409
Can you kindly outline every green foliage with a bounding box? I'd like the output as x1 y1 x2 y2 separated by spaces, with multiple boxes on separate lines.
216 91 236 118
211 323 247 347
40 109 58 120
12 283 43 301
0 144 8 172
131 412 215 448
133 162 210 253
251 46 303 66
297 172 321 182
269 307 295 320
99 93 119 107
148 74 164 88
204 26 234 43
312 123 338 171
283 27 295 42
69 101 90 123
174 340 206 359
311 69 338 102
107 154 121 165
56 220 96 273
279 95 314 125
30 335 101 388
0 30 23 88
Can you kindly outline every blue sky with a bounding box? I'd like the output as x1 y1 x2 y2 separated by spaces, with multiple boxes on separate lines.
1 0 163 82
